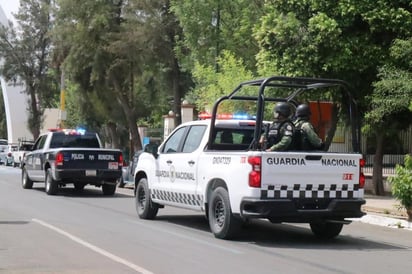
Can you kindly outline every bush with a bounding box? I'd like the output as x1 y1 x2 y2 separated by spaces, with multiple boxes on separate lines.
389 154 412 219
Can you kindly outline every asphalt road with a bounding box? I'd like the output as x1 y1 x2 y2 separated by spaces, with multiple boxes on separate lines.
1 165 412 274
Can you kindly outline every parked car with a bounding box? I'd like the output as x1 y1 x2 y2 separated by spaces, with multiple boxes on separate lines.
0 139 9 165
118 143 158 188
118 150 143 188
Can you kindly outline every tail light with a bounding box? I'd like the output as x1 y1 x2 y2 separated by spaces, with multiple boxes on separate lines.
7 152 12 157
56 152 64 166
248 156 261 188
118 153 124 167
359 158 365 188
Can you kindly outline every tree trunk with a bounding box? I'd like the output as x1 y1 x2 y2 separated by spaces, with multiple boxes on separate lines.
372 132 385 195
171 56 182 126
111 78 142 153
106 122 119 148
28 85 41 140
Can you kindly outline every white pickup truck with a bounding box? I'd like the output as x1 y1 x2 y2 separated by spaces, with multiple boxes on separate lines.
133 76 366 239
11 140 34 167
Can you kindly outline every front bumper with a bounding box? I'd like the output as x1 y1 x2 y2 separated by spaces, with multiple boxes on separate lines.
240 197 365 222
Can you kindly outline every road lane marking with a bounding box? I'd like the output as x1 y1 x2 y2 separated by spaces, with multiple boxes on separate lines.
32 218 154 274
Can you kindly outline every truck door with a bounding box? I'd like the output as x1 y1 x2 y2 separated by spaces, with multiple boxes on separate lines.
26 135 47 180
155 125 206 208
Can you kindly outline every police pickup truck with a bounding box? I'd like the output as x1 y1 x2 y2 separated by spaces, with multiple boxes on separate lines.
133 76 366 240
21 128 123 195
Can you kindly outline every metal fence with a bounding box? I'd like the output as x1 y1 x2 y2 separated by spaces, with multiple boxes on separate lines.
363 154 404 175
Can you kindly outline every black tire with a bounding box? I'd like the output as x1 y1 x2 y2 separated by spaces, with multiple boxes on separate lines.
74 183 85 192
22 167 33 189
135 178 158 219
310 221 344 239
102 183 116 195
118 177 125 188
45 169 58 195
208 187 240 239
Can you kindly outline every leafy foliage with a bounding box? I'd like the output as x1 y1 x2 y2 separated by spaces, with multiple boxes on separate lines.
171 0 263 72
186 50 254 113
364 38 412 134
0 0 58 139
389 154 412 211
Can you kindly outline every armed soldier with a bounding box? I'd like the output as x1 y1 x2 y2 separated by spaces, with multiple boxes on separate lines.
260 102 295 151
294 104 323 150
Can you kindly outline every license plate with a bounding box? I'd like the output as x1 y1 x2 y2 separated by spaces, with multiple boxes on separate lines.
108 162 118 170
85 170 96 176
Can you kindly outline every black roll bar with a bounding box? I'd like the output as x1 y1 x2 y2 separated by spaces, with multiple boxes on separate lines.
207 76 361 153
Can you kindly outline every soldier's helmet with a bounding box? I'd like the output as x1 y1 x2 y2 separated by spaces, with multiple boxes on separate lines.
274 102 291 118
296 104 311 117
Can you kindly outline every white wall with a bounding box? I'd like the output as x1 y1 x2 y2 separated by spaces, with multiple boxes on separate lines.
0 6 33 143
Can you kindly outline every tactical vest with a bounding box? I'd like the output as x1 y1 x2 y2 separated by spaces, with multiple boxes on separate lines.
266 120 295 149
293 120 319 151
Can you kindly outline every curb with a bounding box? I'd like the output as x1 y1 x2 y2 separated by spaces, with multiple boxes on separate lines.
351 212 412 231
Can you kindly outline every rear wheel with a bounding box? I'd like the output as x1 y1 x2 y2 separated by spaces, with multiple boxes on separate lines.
208 187 240 239
45 169 58 195
22 167 33 189
102 183 116 195
310 221 344 239
135 178 158 219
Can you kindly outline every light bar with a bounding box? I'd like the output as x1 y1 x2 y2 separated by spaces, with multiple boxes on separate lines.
198 112 255 120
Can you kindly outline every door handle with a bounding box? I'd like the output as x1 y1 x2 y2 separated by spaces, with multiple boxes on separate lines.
166 160 172 164
188 160 195 165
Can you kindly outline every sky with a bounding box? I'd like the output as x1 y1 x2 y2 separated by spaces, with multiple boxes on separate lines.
0 0 19 22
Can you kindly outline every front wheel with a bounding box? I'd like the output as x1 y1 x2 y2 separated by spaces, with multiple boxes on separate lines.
22 167 33 189
45 169 58 195
135 178 158 219
310 221 344 239
208 187 240 239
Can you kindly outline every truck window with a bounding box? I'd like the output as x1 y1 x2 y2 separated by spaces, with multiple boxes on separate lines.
162 127 186 153
182 125 206 153
33 135 47 150
49 133 100 148
211 128 255 150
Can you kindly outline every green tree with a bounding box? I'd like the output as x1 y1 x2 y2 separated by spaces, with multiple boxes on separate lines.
53 0 126 147
126 0 191 126
171 0 263 72
0 0 58 140
186 50 254 113
365 38 412 194
254 0 412 195
54 0 188 153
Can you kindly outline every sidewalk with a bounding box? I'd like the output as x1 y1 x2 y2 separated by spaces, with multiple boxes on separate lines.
357 194 412 231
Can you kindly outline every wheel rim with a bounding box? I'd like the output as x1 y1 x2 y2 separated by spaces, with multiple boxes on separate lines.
213 199 225 228
138 186 146 211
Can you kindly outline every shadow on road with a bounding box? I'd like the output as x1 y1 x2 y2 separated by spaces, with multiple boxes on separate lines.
30 186 132 198
154 214 408 251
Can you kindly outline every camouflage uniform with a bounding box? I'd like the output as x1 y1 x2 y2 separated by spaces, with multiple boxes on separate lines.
294 118 323 149
266 120 294 151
